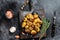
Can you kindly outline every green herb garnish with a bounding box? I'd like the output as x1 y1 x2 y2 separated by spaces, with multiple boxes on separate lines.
39 18 50 40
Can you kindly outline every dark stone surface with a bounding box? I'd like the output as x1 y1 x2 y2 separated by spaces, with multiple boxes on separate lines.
0 0 20 40
32 0 60 40
0 0 60 40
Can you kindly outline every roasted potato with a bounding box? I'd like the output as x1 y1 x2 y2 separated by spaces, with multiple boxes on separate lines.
29 27 33 31
26 13 34 19
27 20 32 26
31 30 37 35
25 25 29 29
37 28 40 32
35 27 40 32
33 13 38 19
35 23 41 28
22 12 42 35
24 17 28 22
25 29 30 33
29 18 34 22
31 25 35 28
22 22 26 28
36 18 42 24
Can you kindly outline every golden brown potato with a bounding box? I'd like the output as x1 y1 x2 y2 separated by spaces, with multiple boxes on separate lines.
22 13 42 35
26 15 30 19
31 30 37 35
34 18 42 24
26 13 34 19
27 20 32 26
37 23 41 28
25 29 30 33
31 25 35 28
22 22 26 28
29 27 33 31
33 22 36 25
36 18 42 24
34 19 38 23
29 18 34 22
26 22 30 26
24 17 28 22
34 18 39 23
25 25 29 29
35 23 41 28
37 28 40 32
33 13 38 19
35 27 40 32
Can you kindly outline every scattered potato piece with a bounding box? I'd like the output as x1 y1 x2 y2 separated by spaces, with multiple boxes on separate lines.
15 35 20 39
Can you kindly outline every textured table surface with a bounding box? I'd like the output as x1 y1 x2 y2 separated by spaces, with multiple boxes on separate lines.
32 0 60 40
0 0 60 40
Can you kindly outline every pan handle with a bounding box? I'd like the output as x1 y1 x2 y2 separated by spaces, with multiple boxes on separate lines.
40 8 45 19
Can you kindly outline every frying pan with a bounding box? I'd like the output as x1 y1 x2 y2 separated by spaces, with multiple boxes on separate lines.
19 7 51 40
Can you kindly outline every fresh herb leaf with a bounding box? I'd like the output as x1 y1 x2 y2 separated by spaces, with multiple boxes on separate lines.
39 18 50 40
